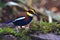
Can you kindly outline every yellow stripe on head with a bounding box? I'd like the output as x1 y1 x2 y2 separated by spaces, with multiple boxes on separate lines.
26 12 33 17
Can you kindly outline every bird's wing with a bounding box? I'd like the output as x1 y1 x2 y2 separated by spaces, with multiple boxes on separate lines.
13 17 25 22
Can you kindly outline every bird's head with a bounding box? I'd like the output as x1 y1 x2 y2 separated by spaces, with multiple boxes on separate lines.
26 9 36 17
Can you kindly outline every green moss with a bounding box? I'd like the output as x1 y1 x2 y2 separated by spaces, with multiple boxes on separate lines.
0 2 4 7
30 21 60 34
0 21 60 40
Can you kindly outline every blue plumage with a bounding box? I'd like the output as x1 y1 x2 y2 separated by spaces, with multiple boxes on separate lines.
13 16 33 26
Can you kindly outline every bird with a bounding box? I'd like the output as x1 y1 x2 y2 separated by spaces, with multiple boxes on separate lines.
4 1 36 27
12 9 36 26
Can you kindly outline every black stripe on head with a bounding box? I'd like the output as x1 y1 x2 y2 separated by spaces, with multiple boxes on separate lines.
28 10 34 14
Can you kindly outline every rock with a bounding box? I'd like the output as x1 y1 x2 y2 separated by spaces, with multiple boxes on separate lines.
30 33 60 40
2 35 17 40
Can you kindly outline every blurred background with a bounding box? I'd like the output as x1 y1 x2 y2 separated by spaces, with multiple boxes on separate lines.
0 0 60 40
0 0 60 23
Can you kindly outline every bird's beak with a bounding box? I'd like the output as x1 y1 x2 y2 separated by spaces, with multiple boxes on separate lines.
33 13 37 16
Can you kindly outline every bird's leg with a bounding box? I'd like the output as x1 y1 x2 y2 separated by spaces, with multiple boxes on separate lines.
15 26 19 33
22 26 26 28
15 26 21 33
25 24 30 30
17 26 23 29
